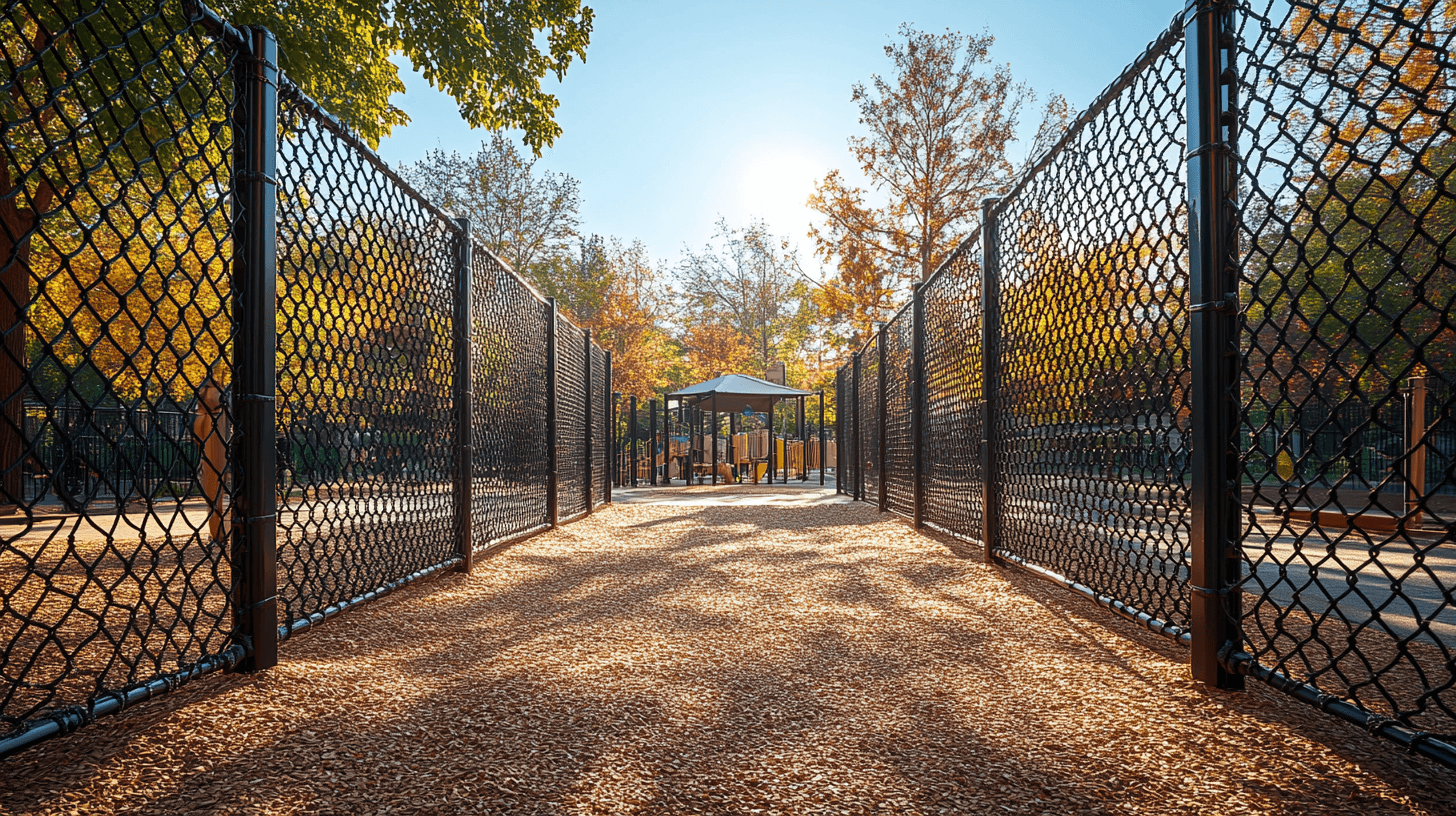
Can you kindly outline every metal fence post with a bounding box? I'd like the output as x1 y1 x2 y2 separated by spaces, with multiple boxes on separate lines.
604 353 612 503
232 25 279 673
546 298 559 527
911 281 926 528
1185 0 1243 690
980 198 1002 565
584 330 593 512
453 218 473 573
877 323 888 513
852 352 862 502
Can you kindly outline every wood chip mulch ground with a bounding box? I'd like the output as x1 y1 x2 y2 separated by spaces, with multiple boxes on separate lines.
3 497 1454 815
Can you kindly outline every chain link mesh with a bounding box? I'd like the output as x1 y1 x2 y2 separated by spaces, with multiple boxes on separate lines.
274 80 459 636
1 0 240 739
992 29 1192 633
469 244 549 548
590 345 609 506
555 318 587 518
1234 0 1456 745
858 336 879 503
921 234 984 538
882 307 914 515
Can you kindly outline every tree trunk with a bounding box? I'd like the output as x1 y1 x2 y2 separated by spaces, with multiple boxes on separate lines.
0 175 39 509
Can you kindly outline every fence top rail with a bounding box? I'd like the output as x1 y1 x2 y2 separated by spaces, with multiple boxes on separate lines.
267 43 597 350
921 224 983 292
471 238 557 312
992 12 1184 217
278 78 464 237
183 0 250 53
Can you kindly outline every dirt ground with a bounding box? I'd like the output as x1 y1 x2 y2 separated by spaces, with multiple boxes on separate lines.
3 492 1453 815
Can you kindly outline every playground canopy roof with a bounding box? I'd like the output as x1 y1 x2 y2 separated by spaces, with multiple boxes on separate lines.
667 374 813 415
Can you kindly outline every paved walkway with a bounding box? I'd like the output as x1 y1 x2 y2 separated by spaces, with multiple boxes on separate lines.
3 491 1452 815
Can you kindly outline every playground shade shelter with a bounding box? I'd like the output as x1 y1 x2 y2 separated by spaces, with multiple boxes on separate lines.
667 374 812 415
661 374 820 486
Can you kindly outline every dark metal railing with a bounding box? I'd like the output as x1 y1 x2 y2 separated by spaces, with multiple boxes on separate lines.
0 0 609 756
837 0 1456 771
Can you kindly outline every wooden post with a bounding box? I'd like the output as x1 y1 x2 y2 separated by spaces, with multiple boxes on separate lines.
193 378 228 544
1407 375 1428 524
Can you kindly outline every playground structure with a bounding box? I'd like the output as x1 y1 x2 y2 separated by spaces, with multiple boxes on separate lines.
614 374 836 488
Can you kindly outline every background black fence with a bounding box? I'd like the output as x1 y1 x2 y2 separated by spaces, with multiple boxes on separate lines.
837 0 1456 770
1 0 609 756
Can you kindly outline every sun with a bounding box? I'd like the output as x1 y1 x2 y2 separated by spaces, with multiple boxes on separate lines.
734 147 824 238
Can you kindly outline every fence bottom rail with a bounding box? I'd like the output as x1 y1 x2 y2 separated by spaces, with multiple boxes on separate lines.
1223 651 1456 771
0 644 248 759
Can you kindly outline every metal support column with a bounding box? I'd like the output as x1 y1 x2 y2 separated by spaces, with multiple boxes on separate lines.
852 353 862 502
453 218 474 573
546 298 559 527
584 330 594 512
980 198 1001 565
911 281 926 528
232 25 279 673
604 353 612 503
1185 0 1243 690
877 324 888 513
611 391 621 488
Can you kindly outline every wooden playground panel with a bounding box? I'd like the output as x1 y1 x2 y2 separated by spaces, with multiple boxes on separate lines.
626 432 837 484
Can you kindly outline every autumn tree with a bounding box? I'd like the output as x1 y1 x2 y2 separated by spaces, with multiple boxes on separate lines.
1244 0 1456 413
679 219 816 379
809 25 1065 350
403 134 583 287
2 0 593 504
590 239 676 399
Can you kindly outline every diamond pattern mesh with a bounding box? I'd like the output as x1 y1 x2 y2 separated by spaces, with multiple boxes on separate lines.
274 81 458 636
1234 0 1456 743
992 31 1192 633
921 235 984 539
469 245 549 548
1 0 239 738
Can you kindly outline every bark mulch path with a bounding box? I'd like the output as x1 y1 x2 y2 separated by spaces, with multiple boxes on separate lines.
3 498 1454 815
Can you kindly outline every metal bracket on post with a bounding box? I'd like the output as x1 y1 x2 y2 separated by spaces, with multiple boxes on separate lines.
453 218 474 573
877 325 888 513
980 197 1002 566
584 330 594 513
546 298 559 527
232 25 279 673
1185 0 1244 691
911 282 926 528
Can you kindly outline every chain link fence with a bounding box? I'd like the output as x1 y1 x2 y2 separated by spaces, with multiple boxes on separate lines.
838 0 1456 770
1 0 609 756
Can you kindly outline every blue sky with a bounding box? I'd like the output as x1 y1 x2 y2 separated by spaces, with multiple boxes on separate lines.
376 0 1181 277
